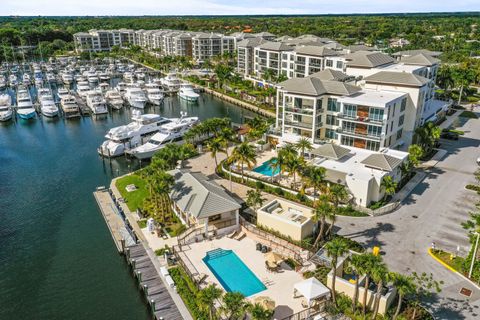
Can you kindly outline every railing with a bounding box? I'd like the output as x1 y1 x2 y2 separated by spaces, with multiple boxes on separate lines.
338 113 385 124
341 129 382 140
172 245 200 289
284 120 313 129
177 225 203 246
279 302 327 320
285 107 314 115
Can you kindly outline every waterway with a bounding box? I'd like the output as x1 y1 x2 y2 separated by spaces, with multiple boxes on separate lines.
0 93 255 319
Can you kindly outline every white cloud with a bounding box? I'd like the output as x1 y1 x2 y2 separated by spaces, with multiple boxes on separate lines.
1 0 478 16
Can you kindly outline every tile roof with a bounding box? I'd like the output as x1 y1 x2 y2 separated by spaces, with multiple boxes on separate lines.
392 49 442 57
346 51 395 68
278 77 361 96
169 170 241 219
311 143 351 160
400 53 441 66
361 154 403 171
294 45 339 57
237 37 268 48
257 41 294 51
364 71 430 87
308 69 353 82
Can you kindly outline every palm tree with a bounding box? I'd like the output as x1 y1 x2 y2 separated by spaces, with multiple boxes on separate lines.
246 189 266 214
361 254 383 316
286 156 304 190
414 122 441 155
248 303 274 320
197 284 223 320
229 142 257 183
328 184 349 210
370 260 389 319
152 171 175 222
221 292 247 320
390 272 416 320
312 195 333 248
408 144 423 167
348 254 369 314
295 137 313 159
325 237 350 306
302 165 326 200
207 137 226 168
380 176 397 201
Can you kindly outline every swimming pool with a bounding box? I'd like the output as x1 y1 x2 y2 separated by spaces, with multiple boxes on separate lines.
203 249 266 297
253 159 280 177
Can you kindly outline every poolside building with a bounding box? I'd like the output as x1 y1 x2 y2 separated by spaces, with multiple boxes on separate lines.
168 169 241 234
257 199 315 241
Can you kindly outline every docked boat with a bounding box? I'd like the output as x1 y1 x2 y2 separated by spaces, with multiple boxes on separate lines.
178 83 200 102
0 75 6 89
160 72 182 92
16 87 36 120
46 72 56 83
123 72 134 82
105 90 124 110
129 113 199 160
22 73 31 86
77 81 90 100
98 82 110 93
98 112 172 157
86 90 108 115
0 94 13 121
145 83 164 106
87 71 99 84
60 95 81 119
33 70 43 84
9 74 18 87
38 88 59 117
61 71 74 84
124 87 147 109
99 72 110 82
115 82 127 96
57 87 69 100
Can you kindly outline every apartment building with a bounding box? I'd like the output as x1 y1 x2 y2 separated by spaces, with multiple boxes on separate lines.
253 41 294 79
73 30 115 52
192 32 235 63
237 37 268 77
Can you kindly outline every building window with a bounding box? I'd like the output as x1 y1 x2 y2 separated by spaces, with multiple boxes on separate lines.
327 98 339 112
342 121 355 133
341 136 354 146
344 104 357 118
326 115 337 125
366 140 380 151
392 103 396 117
336 61 343 69
326 128 338 139
326 59 333 67
396 129 403 140
369 108 384 122
401 98 407 112
368 125 382 137
390 121 394 132
294 97 302 108
398 115 405 126
316 99 323 109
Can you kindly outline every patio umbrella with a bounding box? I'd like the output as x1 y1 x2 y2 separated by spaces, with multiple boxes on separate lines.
265 252 284 264
254 296 276 311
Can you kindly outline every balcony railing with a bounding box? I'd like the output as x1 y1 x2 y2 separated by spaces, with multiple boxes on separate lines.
284 106 314 115
341 129 382 140
284 120 314 129
337 113 385 124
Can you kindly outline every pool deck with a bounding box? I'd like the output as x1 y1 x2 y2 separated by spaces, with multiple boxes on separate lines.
181 235 305 319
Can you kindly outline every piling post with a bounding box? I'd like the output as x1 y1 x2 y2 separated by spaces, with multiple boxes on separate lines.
143 284 148 295
150 299 156 313
137 270 142 282
120 238 125 253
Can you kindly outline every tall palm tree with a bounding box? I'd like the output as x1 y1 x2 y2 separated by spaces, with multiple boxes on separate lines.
246 189 266 214
390 272 416 320
229 142 257 183
248 303 274 320
370 260 389 319
325 237 350 306
295 137 313 159
328 184 349 210
286 156 304 190
152 171 175 222
302 165 326 200
221 292 247 320
197 284 223 320
312 195 333 248
348 254 369 314
361 254 383 316
207 137 226 168
380 176 397 201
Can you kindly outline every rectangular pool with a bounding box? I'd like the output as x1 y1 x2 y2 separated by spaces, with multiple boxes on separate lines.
253 159 279 177
203 249 266 297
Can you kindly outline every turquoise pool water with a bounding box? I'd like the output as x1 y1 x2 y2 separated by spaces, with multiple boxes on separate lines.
203 249 266 297
253 159 279 177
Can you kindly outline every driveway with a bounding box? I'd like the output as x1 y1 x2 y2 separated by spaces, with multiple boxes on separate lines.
336 114 480 319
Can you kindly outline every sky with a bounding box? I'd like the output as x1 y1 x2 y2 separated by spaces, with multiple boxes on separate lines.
1 0 479 16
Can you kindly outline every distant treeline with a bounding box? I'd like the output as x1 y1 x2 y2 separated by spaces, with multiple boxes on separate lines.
0 13 479 62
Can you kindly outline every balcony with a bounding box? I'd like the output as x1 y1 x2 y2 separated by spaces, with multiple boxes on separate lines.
337 113 385 124
284 120 314 129
285 106 314 115
340 130 382 140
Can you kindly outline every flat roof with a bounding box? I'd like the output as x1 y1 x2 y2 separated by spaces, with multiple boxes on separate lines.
259 198 312 226
379 63 424 73
338 89 406 108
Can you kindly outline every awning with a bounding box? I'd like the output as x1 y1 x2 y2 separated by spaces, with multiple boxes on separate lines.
294 277 331 305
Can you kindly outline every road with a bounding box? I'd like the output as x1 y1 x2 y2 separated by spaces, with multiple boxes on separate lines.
336 114 480 319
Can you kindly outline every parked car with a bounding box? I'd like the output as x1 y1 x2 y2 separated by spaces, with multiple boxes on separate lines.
440 131 459 140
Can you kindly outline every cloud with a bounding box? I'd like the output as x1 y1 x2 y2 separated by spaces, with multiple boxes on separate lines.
2 0 479 16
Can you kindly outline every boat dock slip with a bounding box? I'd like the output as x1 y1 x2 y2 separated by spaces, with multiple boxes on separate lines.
126 243 184 320
93 189 136 252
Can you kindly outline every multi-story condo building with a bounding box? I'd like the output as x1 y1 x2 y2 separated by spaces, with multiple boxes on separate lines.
237 37 268 77
74 30 116 52
254 42 294 79
282 46 342 78
192 33 235 63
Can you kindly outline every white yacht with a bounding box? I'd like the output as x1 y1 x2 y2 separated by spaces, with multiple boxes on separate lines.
77 81 90 99
160 72 182 92
38 88 59 117
115 82 127 96
98 112 172 157
86 90 108 115
22 73 31 86
0 94 13 121
33 70 43 84
46 72 56 83
60 95 81 119
105 90 124 110
57 88 69 100
99 82 110 93
124 87 147 109
16 87 36 120
99 72 110 82
123 72 134 82
129 113 199 160
61 71 74 84
178 83 200 102
0 75 6 89
144 83 164 106
87 72 99 84
9 74 18 87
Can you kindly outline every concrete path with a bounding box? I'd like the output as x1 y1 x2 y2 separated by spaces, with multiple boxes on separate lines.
336 111 480 319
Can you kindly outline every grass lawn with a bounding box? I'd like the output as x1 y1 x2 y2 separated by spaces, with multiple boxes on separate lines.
137 219 147 229
115 174 149 212
432 249 465 274
459 111 478 119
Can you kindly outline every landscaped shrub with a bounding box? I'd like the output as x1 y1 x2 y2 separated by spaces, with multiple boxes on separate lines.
169 267 209 320
274 187 284 195
466 184 480 193
255 180 265 190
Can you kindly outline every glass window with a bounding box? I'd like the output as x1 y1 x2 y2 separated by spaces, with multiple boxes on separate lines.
342 121 355 133
400 98 407 112
392 103 396 117
396 129 403 140
368 125 382 137
398 115 405 127
326 128 338 139
316 99 323 109
341 136 354 146
326 115 337 125
369 108 384 122
327 98 339 112
326 60 333 67
336 61 343 69
366 140 380 151
294 97 302 108
344 104 357 118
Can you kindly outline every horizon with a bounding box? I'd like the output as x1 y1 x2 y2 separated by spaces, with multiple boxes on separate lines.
2 0 479 16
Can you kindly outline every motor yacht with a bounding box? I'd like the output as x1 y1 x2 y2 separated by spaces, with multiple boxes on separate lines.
60 95 81 119
16 87 36 120
0 75 6 89
124 87 147 109
129 113 199 160
61 71 74 84
160 72 182 92
144 83 164 106
77 81 90 100
22 73 31 86
86 90 108 115
38 88 59 117
105 90 124 110
57 88 69 100
178 83 200 102
9 74 18 87
98 111 172 157
0 94 13 121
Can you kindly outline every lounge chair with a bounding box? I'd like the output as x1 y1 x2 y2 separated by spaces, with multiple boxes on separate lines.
227 230 238 239
195 273 208 284
235 232 246 241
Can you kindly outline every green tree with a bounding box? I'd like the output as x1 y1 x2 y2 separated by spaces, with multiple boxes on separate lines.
312 195 334 248
408 144 424 167
390 272 416 320
414 122 441 155
246 189 266 214
229 142 257 183
221 292 247 320
325 237 350 306
286 156 305 190
302 165 326 200
214 63 233 91
207 137 226 168
361 254 383 316
248 303 274 320
295 137 313 159
370 260 389 319
347 254 370 314
380 176 397 201
197 284 223 320
409 272 442 320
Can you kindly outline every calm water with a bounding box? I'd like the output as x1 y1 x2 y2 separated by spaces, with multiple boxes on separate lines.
0 93 255 320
